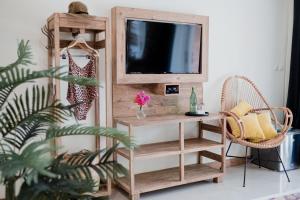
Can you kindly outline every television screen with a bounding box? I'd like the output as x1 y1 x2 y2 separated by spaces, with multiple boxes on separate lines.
126 19 202 74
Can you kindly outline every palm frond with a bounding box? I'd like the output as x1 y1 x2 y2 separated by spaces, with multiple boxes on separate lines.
0 87 12 111
17 151 105 200
51 150 102 184
18 177 97 200
0 66 99 110
0 66 99 92
0 40 32 74
0 85 71 138
0 140 57 185
46 125 135 149
3 120 46 150
0 39 98 110
58 74 99 87
0 40 134 200
15 40 33 67
60 145 127 183
97 144 128 180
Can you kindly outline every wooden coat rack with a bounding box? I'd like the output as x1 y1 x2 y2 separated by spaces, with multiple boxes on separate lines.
46 13 112 197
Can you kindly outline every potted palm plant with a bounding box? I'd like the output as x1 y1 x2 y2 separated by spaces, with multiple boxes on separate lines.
0 40 133 200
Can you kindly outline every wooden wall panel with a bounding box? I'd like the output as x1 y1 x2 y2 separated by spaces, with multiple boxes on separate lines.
112 83 203 118
111 7 209 84
111 7 206 119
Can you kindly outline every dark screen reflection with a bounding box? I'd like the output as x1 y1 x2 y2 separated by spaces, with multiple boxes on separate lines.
126 20 202 74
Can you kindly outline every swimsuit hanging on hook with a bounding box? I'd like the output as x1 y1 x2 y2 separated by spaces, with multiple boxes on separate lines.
61 36 99 120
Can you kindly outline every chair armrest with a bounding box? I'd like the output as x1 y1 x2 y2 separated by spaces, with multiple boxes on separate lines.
251 107 293 134
221 111 245 139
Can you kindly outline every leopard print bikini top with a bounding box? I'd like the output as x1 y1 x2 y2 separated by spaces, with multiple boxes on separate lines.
66 50 98 120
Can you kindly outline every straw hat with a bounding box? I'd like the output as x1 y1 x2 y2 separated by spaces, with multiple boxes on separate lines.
68 1 89 15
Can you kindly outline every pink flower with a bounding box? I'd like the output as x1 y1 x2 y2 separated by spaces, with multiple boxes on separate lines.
134 91 150 108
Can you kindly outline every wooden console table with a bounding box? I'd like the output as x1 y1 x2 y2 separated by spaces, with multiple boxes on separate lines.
113 113 226 200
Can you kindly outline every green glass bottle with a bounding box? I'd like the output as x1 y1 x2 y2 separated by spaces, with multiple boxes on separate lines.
190 87 197 113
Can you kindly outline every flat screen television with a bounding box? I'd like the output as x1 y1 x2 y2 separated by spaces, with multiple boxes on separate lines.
126 19 202 74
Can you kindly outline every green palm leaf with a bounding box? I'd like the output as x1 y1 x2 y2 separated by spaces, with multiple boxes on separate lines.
0 85 71 138
0 40 134 200
46 125 135 149
0 39 98 110
0 66 99 94
0 40 33 74
3 120 46 150
0 66 99 110
0 140 57 185
57 145 127 183
18 177 97 200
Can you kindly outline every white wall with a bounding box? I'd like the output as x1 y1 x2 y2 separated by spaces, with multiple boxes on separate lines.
0 0 293 197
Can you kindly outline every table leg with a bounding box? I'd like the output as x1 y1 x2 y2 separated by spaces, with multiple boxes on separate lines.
129 125 135 196
179 122 184 181
130 193 140 200
213 176 223 183
221 118 226 173
112 122 117 181
214 118 226 183
198 121 203 164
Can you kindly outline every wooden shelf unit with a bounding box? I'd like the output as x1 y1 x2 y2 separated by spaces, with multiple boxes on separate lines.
117 138 223 160
118 164 222 194
113 114 226 200
46 13 112 197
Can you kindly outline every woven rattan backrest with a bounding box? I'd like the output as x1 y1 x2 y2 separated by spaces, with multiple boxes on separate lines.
221 76 271 112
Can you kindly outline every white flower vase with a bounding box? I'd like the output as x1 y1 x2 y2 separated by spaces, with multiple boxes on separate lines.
136 107 146 119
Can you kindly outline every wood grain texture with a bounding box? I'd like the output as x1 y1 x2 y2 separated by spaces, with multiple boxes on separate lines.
58 40 105 49
46 13 111 196
116 138 223 160
201 123 223 134
111 6 206 122
179 122 184 181
117 164 222 194
104 17 113 196
128 125 135 195
114 114 225 199
130 194 140 200
152 83 180 96
86 188 109 198
53 13 62 152
111 6 209 84
105 16 113 128
221 118 226 173
112 83 203 118
198 121 203 164
199 151 222 162
213 176 223 183
114 113 221 127
48 13 106 31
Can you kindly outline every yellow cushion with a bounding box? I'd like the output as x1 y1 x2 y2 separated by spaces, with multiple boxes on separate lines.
257 112 277 140
227 117 241 138
242 114 265 140
230 101 253 117
227 114 265 141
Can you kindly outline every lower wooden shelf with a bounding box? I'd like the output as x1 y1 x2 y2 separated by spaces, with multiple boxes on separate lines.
117 163 223 194
116 138 223 160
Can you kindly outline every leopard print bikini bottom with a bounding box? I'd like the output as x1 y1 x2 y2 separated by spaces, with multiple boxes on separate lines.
66 50 98 120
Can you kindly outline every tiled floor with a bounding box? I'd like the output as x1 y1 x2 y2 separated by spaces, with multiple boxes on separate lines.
111 164 300 200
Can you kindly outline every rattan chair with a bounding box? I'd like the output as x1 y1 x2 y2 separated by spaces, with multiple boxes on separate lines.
221 75 293 187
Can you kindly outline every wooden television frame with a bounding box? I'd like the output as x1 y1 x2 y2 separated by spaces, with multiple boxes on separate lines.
112 7 209 84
